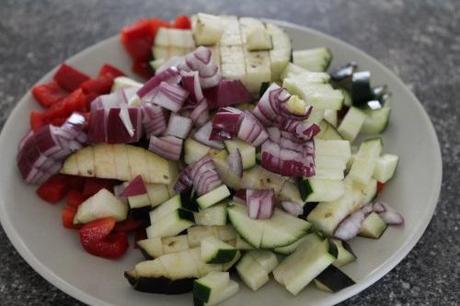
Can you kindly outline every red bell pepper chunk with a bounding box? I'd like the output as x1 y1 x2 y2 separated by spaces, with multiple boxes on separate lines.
121 19 156 63
81 75 113 96
173 15 191 29
30 111 45 131
62 206 82 229
54 64 90 92
114 217 145 233
32 81 69 108
44 88 88 121
99 64 125 79
132 61 154 79
36 174 72 204
66 190 87 208
82 178 117 198
79 218 129 259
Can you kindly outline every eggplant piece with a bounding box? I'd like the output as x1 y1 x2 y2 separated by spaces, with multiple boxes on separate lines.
259 82 270 98
180 190 199 212
330 61 357 83
125 271 195 294
351 71 374 107
314 265 355 292
299 202 318 219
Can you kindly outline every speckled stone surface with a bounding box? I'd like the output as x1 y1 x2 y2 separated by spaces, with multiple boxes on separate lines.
0 0 459 305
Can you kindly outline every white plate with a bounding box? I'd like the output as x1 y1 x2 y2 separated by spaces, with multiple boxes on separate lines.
0 20 442 306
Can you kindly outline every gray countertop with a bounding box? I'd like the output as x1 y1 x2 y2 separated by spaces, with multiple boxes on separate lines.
0 0 459 305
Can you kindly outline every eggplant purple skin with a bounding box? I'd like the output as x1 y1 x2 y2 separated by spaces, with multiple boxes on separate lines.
315 265 355 292
124 271 195 294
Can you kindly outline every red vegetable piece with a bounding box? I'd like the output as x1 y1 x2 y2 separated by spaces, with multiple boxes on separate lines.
99 64 125 79
81 75 113 96
132 61 154 79
62 206 81 229
120 175 147 197
66 190 87 209
114 217 145 233
79 218 129 259
43 89 88 124
173 15 192 29
32 81 69 108
54 64 90 92
36 174 71 204
30 111 45 131
82 178 117 198
121 19 156 62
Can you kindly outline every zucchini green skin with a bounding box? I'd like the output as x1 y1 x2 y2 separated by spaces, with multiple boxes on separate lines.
207 250 239 264
124 271 195 294
296 177 313 201
315 265 355 292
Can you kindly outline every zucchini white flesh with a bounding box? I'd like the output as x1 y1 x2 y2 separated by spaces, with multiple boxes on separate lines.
361 107 391 134
74 189 128 224
283 71 330 87
242 165 289 194
111 76 142 91
274 235 308 255
187 225 237 247
194 203 227 226
138 235 190 258
314 140 351 180
349 138 383 185
278 181 304 205
146 209 195 238
297 178 345 203
324 110 338 127
280 62 310 80
292 48 332 72
331 239 357 267
184 138 212 165
146 183 170 207
150 194 197 224
316 120 343 140
196 185 231 209
361 179 378 205
236 253 269 291
227 203 311 248
283 80 344 110
193 272 230 304
150 58 165 71
201 236 239 264
337 107 366 141
247 250 279 273
340 88 352 107
212 152 243 190
304 107 325 125
128 193 151 209
373 154 399 183
314 265 355 292
192 13 225 45
359 212 388 239
273 233 338 295
224 139 256 170
194 279 239 306
235 235 254 250
246 24 272 51
189 248 225 277
265 23 291 81
307 177 364 235
61 144 172 185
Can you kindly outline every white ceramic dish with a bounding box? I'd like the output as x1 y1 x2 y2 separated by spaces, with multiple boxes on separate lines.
0 20 442 306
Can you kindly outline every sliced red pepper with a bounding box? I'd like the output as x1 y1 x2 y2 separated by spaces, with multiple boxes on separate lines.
79 218 129 259
121 19 156 62
377 181 385 194
114 217 145 233
66 190 87 209
43 88 88 122
82 178 117 198
172 15 191 29
36 174 72 204
81 75 113 96
32 81 69 108
54 64 90 92
30 111 45 131
99 64 125 78
62 206 82 229
132 61 154 79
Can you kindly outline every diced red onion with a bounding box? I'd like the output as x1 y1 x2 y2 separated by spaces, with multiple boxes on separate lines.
334 209 366 241
246 189 275 219
156 56 185 74
166 113 193 139
233 189 246 204
149 81 189 113
237 112 268 146
174 166 193 193
214 80 253 108
120 175 147 197
373 201 404 225
210 107 244 141
190 98 209 127
181 70 204 104
17 113 87 184
227 149 243 178
113 183 129 204
179 47 221 89
281 201 304 216
189 156 223 196
142 103 168 137
193 121 224 149
148 135 183 161
137 67 181 98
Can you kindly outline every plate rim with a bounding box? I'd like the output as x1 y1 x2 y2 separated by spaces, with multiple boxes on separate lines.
0 19 442 306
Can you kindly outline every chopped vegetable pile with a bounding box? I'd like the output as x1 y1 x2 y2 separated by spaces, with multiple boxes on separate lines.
17 13 404 305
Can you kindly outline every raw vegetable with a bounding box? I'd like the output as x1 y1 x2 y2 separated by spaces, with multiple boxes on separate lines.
74 189 128 224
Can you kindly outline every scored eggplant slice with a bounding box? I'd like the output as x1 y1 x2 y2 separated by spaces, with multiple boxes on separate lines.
330 61 357 84
351 71 374 107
